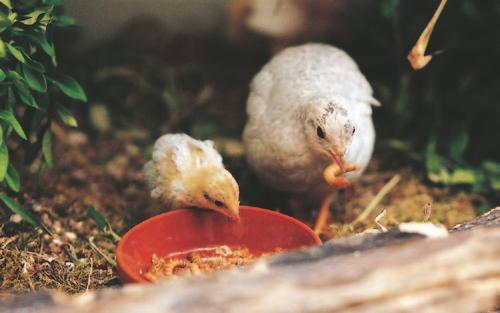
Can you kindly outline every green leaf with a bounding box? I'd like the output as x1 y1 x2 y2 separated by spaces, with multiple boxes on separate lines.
0 110 27 139
7 10 15 23
0 0 11 9
448 168 476 185
48 74 87 102
425 140 450 183
5 43 25 63
7 70 39 108
38 160 47 177
26 32 54 56
449 131 469 161
88 206 107 230
0 194 51 235
0 142 8 181
380 0 400 19
42 129 52 167
0 10 11 33
36 17 51 32
428 167 449 184
190 122 216 140
22 64 47 92
88 206 121 242
0 125 3 146
0 194 40 227
54 15 75 27
5 163 19 192
31 108 45 130
6 87 15 107
25 54 45 72
0 68 5 81
425 140 445 173
87 236 117 267
43 0 64 5
462 0 480 20
482 161 500 175
55 103 78 127
490 176 500 191
0 40 6 58
478 203 493 215
18 9 44 25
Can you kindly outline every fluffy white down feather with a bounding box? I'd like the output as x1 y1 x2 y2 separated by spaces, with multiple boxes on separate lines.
143 133 223 202
243 43 379 196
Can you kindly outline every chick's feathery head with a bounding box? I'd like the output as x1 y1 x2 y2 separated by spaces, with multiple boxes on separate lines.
143 133 241 220
186 166 240 221
304 100 356 169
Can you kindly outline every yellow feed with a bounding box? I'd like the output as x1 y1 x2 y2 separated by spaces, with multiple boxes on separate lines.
144 246 284 282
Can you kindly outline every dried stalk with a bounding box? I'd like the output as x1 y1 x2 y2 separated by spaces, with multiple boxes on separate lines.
407 0 448 70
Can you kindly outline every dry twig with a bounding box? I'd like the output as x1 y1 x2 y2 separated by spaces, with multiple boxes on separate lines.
351 174 401 226
374 209 388 232
86 258 93 293
407 0 448 70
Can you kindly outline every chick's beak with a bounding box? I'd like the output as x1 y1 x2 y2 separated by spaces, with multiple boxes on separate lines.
224 204 240 222
329 149 345 172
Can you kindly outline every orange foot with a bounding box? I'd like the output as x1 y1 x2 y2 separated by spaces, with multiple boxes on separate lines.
314 195 333 235
315 163 357 235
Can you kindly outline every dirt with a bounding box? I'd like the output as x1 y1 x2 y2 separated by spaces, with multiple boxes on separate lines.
0 128 480 293
0 31 485 294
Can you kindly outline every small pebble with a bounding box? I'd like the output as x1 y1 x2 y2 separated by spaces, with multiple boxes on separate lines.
90 104 111 133
54 194 67 205
32 203 43 212
39 262 51 271
53 220 62 233
9 214 22 223
41 213 52 226
65 261 75 271
21 261 31 274
67 131 89 146
125 144 140 156
65 232 77 241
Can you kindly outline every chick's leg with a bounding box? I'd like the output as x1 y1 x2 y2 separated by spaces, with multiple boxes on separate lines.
315 162 358 235
314 193 334 234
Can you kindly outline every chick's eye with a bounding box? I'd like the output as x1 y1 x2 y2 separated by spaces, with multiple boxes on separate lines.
316 126 325 139
205 192 224 207
352 127 356 136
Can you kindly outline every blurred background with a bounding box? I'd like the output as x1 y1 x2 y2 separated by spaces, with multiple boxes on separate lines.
59 0 499 208
0 0 499 293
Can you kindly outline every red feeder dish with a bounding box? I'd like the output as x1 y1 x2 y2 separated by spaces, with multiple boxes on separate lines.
116 206 321 283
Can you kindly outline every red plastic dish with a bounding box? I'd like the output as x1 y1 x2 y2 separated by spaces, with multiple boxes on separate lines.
116 206 321 283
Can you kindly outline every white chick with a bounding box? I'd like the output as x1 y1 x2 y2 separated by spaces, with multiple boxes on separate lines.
243 43 379 203
143 133 240 220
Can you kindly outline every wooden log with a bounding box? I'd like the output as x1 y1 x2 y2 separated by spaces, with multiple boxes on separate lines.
451 207 500 232
2 208 499 313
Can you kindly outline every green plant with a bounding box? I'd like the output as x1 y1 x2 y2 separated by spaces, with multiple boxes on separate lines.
0 0 85 217
366 0 500 208
87 205 121 242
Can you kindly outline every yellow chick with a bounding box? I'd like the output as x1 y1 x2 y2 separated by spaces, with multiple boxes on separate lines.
143 133 240 221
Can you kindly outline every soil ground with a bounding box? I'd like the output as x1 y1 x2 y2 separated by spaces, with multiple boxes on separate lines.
0 28 485 294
